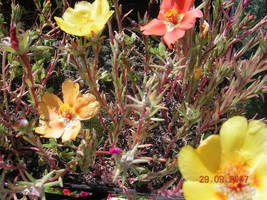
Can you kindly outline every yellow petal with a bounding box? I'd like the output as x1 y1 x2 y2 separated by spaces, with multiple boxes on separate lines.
90 0 113 34
61 120 81 142
54 16 94 36
93 10 114 30
74 93 100 120
63 1 92 25
92 0 110 17
89 24 102 35
196 135 221 173
247 120 266 135
178 145 214 181
38 93 63 120
73 1 92 14
219 116 247 161
54 1 94 36
241 120 267 164
183 181 222 200
250 154 267 197
62 80 80 107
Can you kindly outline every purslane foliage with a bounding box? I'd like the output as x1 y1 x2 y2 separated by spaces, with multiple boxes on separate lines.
0 0 266 199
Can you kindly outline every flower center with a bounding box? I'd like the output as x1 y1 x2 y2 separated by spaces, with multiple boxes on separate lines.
58 104 73 121
79 18 95 32
164 9 184 25
216 162 257 200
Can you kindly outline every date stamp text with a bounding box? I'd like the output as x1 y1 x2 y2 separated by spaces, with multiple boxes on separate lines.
199 175 248 184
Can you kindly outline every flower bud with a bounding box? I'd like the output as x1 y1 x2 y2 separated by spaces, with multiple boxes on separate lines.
248 15 255 21
10 26 19 50
109 147 122 155
12 119 29 129
200 20 209 39
193 67 202 81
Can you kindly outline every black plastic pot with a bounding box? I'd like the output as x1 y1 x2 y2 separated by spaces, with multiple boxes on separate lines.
45 183 185 200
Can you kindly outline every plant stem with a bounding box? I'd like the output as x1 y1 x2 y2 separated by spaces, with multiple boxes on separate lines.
19 54 38 107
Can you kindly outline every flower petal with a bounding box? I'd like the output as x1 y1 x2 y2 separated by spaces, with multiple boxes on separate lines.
163 28 185 49
74 93 100 120
178 9 203 30
74 1 92 12
174 0 194 13
251 155 267 200
54 1 94 36
91 10 114 34
183 181 222 200
35 121 64 139
196 135 221 173
160 0 174 13
91 0 113 35
92 0 110 17
62 120 81 142
241 120 267 164
62 1 93 25
38 93 63 121
55 16 98 36
178 145 214 182
140 19 167 36
62 80 80 107
219 116 247 161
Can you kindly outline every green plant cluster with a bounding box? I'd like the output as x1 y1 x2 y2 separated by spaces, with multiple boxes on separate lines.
0 0 266 199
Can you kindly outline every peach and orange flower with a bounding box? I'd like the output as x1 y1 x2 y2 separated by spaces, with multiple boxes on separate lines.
35 80 100 142
140 0 203 49
177 116 267 200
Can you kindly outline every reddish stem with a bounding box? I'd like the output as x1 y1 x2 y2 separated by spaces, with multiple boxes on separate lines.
19 54 38 107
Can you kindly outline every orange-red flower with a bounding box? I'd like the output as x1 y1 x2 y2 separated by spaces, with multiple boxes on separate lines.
35 80 100 142
140 0 203 49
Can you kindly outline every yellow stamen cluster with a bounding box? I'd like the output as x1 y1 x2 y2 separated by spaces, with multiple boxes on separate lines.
164 9 184 24
58 104 73 121
216 162 256 200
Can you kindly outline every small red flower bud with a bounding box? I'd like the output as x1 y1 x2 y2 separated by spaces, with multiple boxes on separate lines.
62 188 71 195
109 147 122 155
248 15 255 21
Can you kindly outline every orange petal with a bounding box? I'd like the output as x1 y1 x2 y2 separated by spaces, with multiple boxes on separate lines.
62 120 81 142
35 121 48 135
62 80 80 107
141 19 167 36
179 9 203 30
163 28 185 49
174 0 193 13
35 120 64 139
38 93 63 121
74 93 100 120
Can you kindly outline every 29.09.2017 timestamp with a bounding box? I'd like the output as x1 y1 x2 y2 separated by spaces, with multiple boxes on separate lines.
199 175 248 184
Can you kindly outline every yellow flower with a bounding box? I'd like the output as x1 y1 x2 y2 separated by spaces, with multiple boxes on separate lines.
54 0 114 37
35 80 100 142
177 116 267 200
